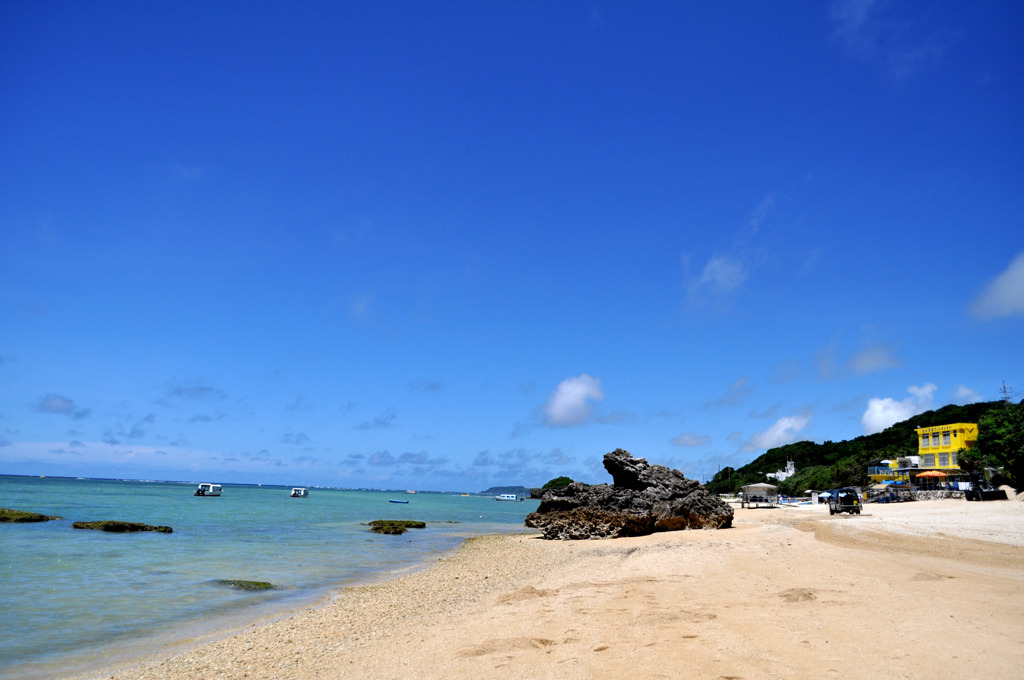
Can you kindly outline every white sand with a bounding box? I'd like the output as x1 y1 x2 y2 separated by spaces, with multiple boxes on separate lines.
80 499 1024 680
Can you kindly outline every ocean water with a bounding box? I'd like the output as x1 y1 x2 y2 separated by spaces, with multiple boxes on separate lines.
0 476 539 679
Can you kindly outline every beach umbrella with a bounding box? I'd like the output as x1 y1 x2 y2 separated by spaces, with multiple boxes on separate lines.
916 470 947 477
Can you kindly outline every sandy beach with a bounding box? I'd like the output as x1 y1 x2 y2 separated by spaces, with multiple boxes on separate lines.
82 499 1024 680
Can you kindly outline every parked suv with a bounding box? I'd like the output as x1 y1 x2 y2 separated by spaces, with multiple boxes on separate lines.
828 488 861 515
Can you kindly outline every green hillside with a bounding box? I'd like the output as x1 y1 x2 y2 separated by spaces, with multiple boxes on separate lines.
705 399 1023 495
480 485 530 497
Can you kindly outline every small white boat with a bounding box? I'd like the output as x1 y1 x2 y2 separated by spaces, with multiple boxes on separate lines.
290 487 309 498
194 483 222 496
494 493 522 502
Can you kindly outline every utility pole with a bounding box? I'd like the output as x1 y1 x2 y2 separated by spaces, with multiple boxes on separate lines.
999 381 1014 403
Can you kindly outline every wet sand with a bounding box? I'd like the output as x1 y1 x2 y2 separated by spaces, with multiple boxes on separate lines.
81 500 1024 680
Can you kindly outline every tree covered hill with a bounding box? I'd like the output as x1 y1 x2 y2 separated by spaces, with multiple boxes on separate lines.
480 485 530 496
705 399 1022 496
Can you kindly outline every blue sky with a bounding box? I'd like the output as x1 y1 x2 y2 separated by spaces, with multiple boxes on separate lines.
2 1 1022 491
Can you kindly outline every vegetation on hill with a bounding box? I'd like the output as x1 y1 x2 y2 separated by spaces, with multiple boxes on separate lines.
705 399 1023 496
480 486 530 496
970 399 1024 486
541 476 575 490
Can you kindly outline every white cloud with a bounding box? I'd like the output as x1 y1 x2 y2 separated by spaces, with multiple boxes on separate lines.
172 164 205 181
861 383 936 434
831 0 952 82
34 393 90 419
832 0 875 55
769 359 802 384
741 415 812 453
705 376 753 409
542 374 604 427
690 255 747 297
846 345 902 374
357 407 397 430
816 339 839 380
35 394 76 415
349 293 373 319
670 431 710 447
907 383 936 401
746 193 776 231
955 385 983 404
970 252 1024 320
1 440 232 472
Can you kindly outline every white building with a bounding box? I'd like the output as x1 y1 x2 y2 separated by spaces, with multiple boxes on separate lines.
766 460 795 482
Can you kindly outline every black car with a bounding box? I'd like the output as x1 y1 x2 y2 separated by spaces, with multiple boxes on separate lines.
828 488 861 515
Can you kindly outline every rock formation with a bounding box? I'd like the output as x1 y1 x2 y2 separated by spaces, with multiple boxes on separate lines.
213 579 274 590
72 520 173 533
0 508 62 522
525 449 733 540
368 519 427 535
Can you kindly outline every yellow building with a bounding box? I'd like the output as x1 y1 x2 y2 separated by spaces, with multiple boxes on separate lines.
867 461 902 483
914 422 976 469
868 422 977 483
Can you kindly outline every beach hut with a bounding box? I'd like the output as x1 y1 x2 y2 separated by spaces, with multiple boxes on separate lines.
741 483 778 508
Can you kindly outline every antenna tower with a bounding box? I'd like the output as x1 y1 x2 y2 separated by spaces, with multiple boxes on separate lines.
999 381 1014 403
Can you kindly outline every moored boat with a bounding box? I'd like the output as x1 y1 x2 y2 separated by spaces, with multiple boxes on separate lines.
494 493 522 502
194 483 222 496
290 487 309 498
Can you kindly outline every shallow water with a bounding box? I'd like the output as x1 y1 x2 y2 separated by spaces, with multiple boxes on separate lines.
0 476 538 679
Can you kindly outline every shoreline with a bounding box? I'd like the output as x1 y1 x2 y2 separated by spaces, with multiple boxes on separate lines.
78 500 1024 680
32 529 520 680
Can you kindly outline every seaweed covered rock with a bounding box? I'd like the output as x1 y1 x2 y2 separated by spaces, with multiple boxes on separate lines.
368 519 427 535
72 520 173 533
525 449 733 540
0 508 62 522
213 579 274 590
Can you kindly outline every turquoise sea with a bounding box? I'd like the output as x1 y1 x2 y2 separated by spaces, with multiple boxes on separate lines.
0 476 539 679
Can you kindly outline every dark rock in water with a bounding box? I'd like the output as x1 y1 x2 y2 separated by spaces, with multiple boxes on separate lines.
0 508 62 522
213 579 274 591
368 519 427 535
525 448 733 540
72 520 173 533
529 488 544 499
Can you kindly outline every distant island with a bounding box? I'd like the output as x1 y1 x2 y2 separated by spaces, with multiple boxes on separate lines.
480 486 530 496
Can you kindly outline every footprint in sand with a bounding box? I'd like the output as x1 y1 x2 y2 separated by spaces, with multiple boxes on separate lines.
911 572 954 581
457 637 558 658
497 586 558 603
778 587 817 602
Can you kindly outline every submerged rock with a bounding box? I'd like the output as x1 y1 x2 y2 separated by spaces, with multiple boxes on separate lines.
0 508 62 522
72 520 173 533
525 448 733 540
368 519 427 535
213 579 274 591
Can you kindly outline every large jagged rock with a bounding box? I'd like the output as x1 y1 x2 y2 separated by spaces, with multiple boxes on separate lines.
525 449 733 540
